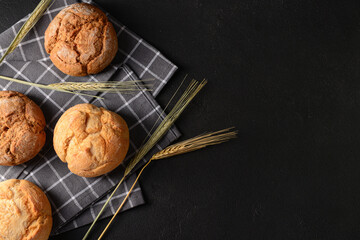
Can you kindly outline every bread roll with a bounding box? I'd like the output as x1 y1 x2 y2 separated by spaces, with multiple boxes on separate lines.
0 91 46 166
44 3 118 76
53 103 129 177
0 179 52 240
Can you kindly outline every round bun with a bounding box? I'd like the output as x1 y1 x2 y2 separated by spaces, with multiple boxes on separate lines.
0 179 52 240
0 91 46 166
53 103 129 177
44 3 118 76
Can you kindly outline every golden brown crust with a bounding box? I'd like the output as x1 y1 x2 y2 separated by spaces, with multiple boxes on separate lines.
0 179 52 240
53 103 129 177
44 3 118 76
0 91 46 166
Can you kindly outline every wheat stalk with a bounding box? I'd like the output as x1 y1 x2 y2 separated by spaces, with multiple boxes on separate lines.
151 128 237 160
123 79 207 176
0 75 103 98
97 127 237 240
48 80 154 92
0 75 154 98
0 0 53 64
82 79 207 240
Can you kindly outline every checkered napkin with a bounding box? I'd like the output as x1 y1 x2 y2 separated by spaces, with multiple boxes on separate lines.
0 0 180 234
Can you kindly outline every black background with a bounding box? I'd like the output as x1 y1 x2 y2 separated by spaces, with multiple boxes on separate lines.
2 0 360 239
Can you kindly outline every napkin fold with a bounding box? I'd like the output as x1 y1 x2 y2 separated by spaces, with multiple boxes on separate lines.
0 0 179 234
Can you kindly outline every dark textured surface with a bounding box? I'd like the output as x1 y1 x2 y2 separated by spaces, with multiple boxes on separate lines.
2 0 360 239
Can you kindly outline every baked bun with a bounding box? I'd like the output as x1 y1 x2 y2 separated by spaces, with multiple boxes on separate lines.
0 179 52 240
44 3 118 76
53 103 129 177
0 91 46 166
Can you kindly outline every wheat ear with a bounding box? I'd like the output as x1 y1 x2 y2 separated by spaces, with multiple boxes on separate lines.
0 0 53 64
152 127 237 160
97 127 237 240
82 79 207 240
48 80 154 92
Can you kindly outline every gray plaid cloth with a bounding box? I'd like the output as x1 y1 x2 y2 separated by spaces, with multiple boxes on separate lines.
0 0 180 235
